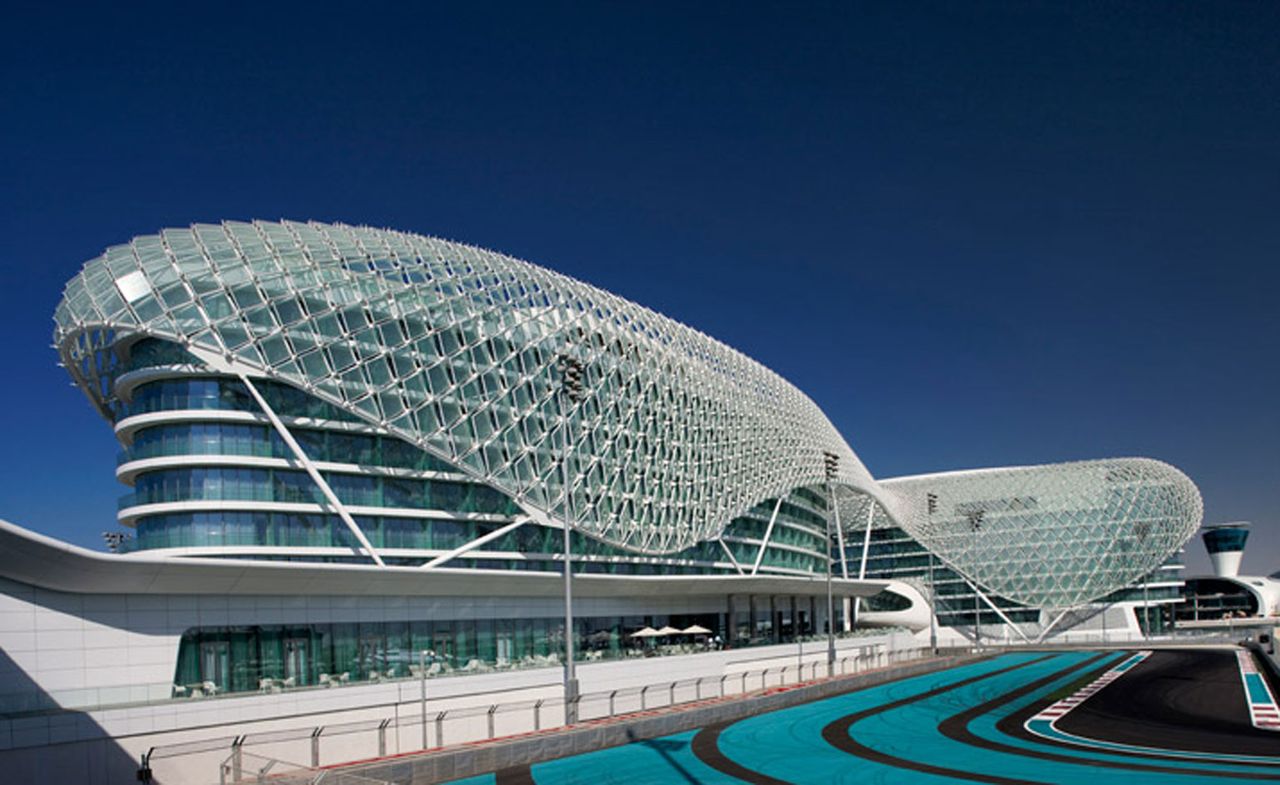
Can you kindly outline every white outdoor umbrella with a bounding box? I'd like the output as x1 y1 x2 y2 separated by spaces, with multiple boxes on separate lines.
629 627 661 638
681 624 712 635
654 626 681 635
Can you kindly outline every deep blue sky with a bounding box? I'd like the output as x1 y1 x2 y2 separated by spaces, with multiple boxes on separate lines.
1 3 1276 575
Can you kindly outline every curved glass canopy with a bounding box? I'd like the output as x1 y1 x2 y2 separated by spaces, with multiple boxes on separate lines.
845 458 1203 609
53 220 879 554
54 220 1203 607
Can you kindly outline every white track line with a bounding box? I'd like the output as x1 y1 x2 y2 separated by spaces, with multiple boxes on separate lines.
1029 651 1150 724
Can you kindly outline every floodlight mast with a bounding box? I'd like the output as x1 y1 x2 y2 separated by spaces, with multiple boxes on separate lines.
558 354 586 724
925 492 939 656
101 531 130 553
823 451 840 676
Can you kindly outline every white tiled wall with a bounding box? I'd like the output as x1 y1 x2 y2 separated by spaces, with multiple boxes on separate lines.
0 574 905 783
0 575 731 717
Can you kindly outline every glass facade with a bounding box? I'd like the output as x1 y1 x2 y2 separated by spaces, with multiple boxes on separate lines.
106 329 844 697
126 509 824 575
57 221 880 556
121 375 365 425
106 339 831 577
45 221 1205 697
131 512 506 552
1174 577 1260 622
1203 525 1249 554
844 521 1186 632
122 421 458 473
845 459 1200 613
174 612 733 694
125 467 520 514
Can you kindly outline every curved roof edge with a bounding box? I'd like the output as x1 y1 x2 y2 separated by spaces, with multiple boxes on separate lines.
846 457 1203 610
0 518 887 599
53 220 887 555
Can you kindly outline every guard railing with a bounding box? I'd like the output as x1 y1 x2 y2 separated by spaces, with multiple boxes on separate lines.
142 641 935 784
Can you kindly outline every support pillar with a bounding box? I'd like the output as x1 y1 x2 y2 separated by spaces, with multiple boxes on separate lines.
726 594 735 647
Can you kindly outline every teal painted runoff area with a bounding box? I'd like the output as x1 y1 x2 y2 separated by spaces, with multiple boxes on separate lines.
1245 672 1273 704
442 651 1272 784
1112 652 1145 672
703 653 1044 784
532 729 742 785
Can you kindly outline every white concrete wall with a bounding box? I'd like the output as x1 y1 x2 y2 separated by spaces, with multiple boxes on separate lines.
0 574 906 784
0 630 914 785
0 578 182 710
0 575 733 714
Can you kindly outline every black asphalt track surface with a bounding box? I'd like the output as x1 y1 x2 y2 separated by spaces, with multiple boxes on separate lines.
962 653 1280 779
1050 649 1280 756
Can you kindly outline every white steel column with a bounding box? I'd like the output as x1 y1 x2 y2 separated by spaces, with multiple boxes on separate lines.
964 578 1033 644
718 539 746 575
857 503 874 580
834 495 849 580
1035 607 1073 644
420 516 531 569
851 502 875 631
751 497 786 575
237 374 385 567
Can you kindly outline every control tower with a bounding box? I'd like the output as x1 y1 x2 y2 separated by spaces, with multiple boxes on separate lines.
1202 522 1250 578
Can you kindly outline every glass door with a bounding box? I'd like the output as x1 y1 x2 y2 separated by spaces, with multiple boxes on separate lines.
200 641 230 691
358 636 386 680
432 624 455 669
284 638 309 686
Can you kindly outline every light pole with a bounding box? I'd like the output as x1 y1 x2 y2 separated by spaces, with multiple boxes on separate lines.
926 552 939 656
973 583 981 650
823 451 840 677
1142 575 1151 639
557 354 586 724
967 511 983 650
925 493 939 656
419 648 434 749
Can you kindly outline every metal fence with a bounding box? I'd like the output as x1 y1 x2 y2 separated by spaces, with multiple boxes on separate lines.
137 626 1263 784
994 628 1257 648
143 642 929 784
217 750 396 785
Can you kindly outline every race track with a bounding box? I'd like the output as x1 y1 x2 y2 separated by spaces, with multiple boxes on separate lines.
1040 649 1280 756
444 648 1280 784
